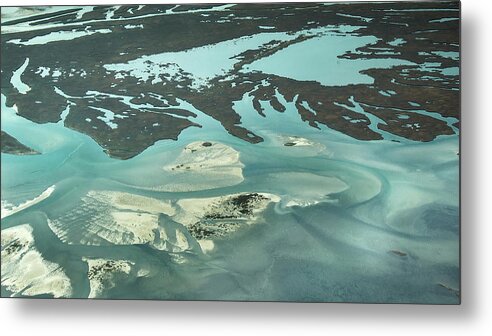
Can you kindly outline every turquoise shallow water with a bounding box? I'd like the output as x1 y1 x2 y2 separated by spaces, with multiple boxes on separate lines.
1 88 459 302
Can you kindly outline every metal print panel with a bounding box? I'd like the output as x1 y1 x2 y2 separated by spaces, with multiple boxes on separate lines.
0 1 460 303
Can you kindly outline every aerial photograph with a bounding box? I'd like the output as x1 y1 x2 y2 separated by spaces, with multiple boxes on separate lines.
0 1 460 303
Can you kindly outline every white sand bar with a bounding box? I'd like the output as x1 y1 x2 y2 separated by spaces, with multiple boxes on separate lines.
87 190 175 216
173 192 280 253
161 141 244 192
83 257 133 298
281 135 320 147
48 191 169 246
1 224 72 298
1 185 55 219
174 192 280 227
47 188 283 255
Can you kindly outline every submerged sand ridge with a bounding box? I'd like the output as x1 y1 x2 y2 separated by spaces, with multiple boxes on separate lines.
48 190 173 246
281 135 324 148
47 190 200 270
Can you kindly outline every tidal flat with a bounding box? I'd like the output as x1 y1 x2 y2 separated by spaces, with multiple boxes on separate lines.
1 2 459 303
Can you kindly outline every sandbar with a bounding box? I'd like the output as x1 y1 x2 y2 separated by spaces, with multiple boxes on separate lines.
1 224 72 298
